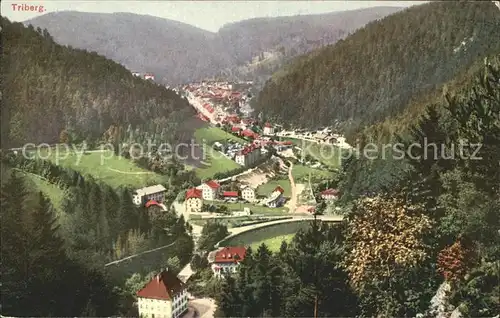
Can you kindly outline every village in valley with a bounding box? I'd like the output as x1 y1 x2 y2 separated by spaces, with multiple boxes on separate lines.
124 75 348 318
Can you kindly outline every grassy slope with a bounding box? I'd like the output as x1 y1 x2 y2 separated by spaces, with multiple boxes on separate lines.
257 179 292 197
282 137 341 168
221 221 311 249
34 147 166 189
193 127 243 179
292 164 334 181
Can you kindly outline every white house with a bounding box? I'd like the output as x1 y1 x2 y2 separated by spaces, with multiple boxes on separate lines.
209 246 247 278
136 269 188 318
199 180 221 201
133 185 167 206
185 188 203 213
132 71 141 77
320 189 339 201
265 186 286 208
263 122 274 135
240 185 256 202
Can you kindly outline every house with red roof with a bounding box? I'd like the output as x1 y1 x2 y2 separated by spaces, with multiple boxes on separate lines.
136 269 188 318
199 180 221 201
264 185 286 208
185 188 203 213
209 246 247 278
144 73 155 81
320 189 340 201
263 122 275 135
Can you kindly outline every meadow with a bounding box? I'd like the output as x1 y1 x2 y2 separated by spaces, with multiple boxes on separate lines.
32 146 166 189
193 127 245 179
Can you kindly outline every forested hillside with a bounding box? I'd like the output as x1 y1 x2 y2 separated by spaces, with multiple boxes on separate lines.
1 17 194 148
215 54 500 318
255 1 500 134
24 7 402 85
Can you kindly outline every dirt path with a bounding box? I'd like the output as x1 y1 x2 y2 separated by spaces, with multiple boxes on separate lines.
287 160 297 213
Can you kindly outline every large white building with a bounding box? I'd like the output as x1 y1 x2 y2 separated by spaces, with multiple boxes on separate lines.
235 144 261 166
133 185 167 206
136 269 188 318
199 180 221 201
208 246 247 278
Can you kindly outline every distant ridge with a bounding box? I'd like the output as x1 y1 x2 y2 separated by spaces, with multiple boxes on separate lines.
24 7 404 84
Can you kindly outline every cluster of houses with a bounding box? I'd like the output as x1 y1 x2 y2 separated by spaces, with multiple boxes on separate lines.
185 180 286 213
214 140 263 167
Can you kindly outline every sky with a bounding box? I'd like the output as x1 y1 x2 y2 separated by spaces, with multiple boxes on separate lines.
2 1 426 32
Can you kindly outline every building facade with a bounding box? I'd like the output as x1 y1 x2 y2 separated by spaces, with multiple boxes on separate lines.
209 246 247 278
199 180 221 201
240 185 256 202
133 185 167 206
136 269 188 318
235 144 261 166
185 188 203 213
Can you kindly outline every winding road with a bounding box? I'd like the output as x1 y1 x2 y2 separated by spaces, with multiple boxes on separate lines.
286 160 298 212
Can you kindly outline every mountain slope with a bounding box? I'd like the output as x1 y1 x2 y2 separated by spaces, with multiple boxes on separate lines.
22 12 233 85
1 17 195 148
24 8 403 85
254 1 500 133
218 6 403 65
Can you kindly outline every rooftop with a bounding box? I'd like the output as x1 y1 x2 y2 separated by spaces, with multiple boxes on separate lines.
135 184 167 196
136 269 185 301
186 188 203 200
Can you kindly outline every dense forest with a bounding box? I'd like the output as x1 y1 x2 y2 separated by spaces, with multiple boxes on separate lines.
212 55 499 317
0 152 195 316
255 1 500 137
1 17 194 148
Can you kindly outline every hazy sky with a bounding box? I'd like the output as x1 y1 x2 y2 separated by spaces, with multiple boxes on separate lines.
2 1 426 32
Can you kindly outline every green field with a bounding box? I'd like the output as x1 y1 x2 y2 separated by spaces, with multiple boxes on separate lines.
282 138 341 168
193 127 244 179
33 148 166 189
256 179 291 197
220 221 312 251
292 164 334 181
249 234 295 252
